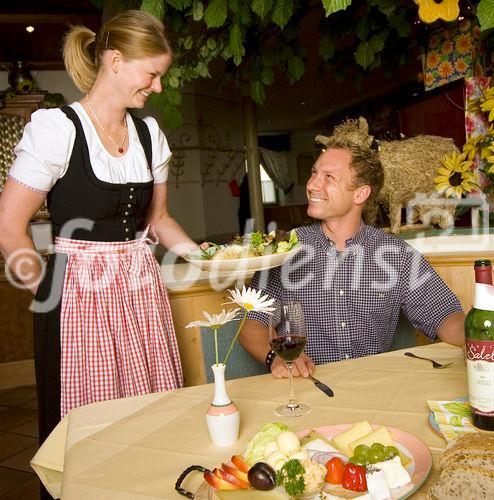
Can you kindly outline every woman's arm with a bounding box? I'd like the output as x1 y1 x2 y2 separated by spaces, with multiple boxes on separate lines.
145 183 198 257
0 179 47 294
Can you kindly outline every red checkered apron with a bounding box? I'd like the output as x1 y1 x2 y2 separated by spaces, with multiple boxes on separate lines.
55 228 183 417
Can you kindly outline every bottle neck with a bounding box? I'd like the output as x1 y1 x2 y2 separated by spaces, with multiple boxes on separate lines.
475 265 493 285
473 283 494 311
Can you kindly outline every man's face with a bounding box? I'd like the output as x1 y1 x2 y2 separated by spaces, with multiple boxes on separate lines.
306 148 362 222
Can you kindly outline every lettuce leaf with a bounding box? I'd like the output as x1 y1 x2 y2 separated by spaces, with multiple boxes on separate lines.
244 422 289 465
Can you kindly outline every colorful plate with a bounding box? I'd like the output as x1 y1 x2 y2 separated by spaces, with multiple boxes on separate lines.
185 243 303 274
427 396 469 437
301 424 432 500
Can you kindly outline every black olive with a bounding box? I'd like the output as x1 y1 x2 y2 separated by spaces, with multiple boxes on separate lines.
247 462 276 491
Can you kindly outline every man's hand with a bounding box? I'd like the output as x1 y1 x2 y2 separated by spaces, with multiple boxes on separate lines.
270 353 315 378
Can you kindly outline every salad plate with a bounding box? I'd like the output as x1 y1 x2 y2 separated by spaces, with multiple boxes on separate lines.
185 242 303 274
306 424 432 499
195 423 432 500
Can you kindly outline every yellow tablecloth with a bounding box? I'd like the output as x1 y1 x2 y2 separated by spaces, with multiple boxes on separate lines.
31 343 466 499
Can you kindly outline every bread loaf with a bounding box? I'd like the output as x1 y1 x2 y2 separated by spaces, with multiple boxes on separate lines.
427 465 494 499
428 432 494 499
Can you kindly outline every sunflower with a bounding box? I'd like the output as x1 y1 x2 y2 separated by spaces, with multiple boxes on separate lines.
434 151 478 198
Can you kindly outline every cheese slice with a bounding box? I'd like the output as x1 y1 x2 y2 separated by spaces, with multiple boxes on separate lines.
349 426 411 467
331 421 373 457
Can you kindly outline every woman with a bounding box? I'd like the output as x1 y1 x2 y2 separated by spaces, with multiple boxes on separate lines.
0 11 195 447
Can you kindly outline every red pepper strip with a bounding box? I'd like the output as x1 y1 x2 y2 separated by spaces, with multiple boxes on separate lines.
325 457 345 485
341 463 367 492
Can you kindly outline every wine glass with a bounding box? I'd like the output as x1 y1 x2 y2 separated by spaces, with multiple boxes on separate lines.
269 300 311 417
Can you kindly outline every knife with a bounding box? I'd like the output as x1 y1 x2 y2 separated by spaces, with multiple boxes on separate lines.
308 375 334 397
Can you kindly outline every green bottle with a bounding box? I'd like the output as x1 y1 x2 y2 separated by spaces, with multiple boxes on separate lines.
465 259 494 431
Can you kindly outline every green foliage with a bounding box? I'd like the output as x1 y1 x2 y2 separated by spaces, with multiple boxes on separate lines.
204 0 227 27
88 0 493 130
477 0 494 31
321 0 351 16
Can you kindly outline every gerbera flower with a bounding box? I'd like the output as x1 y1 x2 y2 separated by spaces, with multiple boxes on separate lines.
225 285 276 313
434 152 478 198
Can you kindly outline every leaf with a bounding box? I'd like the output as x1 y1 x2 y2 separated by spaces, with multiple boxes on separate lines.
251 80 265 104
318 34 334 61
229 23 244 59
355 32 388 69
228 0 239 12
141 0 165 19
166 88 183 105
204 0 228 28
355 17 369 41
192 0 204 20
477 0 494 31
272 0 294 29
369 0 398 16
184 36 194 50
168 75 181 88
163 104 183 130
252 0 273 18
261 67 274 85
89 0 105 7
287 54 304 82
388 13 411 38
321 0 352 16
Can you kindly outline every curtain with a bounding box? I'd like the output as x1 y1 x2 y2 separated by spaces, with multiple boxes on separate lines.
260 148 293 193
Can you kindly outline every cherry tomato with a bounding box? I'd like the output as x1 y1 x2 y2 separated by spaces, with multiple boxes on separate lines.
325 457 345 484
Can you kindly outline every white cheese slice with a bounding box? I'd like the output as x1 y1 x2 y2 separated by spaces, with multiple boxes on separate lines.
365 468 392 500
373 456 411 490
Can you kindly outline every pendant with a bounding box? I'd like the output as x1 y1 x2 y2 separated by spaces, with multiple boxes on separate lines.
118 147 124 153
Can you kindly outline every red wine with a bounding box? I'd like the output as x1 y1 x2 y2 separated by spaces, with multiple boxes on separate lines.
270 336 306 362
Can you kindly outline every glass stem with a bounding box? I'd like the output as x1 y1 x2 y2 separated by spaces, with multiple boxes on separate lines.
287 362 296 405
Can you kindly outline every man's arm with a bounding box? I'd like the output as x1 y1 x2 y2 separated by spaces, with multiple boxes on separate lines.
437 311 465 347
239 318 315 378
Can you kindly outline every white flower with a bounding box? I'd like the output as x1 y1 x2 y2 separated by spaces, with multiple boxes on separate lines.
225 285 276 313
185 308 241 329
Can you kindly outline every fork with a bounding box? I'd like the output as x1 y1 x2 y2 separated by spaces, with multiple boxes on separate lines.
404 351 453 369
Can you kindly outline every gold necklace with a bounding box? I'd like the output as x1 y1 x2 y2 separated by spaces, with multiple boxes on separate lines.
85 95 128 154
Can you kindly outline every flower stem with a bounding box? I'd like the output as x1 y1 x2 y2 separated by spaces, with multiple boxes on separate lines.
223 311 247 365
214 329 219 366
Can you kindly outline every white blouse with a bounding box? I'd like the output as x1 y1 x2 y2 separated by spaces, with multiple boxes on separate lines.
9 102 171 192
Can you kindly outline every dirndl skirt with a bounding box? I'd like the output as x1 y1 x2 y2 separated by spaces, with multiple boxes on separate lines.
54 230 183 417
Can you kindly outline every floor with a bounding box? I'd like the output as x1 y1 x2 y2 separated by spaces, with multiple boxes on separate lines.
0 386 40 499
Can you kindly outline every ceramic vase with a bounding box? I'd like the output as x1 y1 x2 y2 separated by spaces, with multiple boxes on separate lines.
206 364 240 447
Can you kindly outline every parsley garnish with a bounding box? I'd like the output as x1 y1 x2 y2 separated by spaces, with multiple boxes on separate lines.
276 459 305 496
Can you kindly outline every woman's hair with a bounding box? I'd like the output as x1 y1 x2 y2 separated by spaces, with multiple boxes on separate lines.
63 10 173 93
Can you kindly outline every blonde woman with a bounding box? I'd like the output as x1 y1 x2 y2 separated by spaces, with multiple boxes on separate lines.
0 11 195 451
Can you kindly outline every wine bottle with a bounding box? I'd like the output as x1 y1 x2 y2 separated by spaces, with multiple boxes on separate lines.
465 259 494 431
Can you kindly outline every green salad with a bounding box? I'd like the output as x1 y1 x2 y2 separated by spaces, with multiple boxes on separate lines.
191 229 299 261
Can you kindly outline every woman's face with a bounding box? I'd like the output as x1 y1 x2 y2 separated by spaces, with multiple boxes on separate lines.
116 52 172 108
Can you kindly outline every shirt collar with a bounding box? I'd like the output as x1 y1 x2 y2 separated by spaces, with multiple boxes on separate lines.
315 221 367 247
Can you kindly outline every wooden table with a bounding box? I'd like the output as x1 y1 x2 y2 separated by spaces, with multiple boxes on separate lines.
31 343 466 499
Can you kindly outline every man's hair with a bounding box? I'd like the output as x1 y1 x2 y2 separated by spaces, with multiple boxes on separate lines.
323 136 384 204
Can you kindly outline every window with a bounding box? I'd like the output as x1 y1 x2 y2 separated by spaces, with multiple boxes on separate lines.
260 164 277 204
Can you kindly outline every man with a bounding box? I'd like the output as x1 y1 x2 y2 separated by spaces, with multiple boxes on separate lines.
239 137 465 378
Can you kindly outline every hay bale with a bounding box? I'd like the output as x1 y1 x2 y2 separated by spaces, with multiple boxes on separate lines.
317 117 459 233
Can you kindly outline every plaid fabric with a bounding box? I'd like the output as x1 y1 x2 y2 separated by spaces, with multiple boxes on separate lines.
248 224 462 365
56 230 183 417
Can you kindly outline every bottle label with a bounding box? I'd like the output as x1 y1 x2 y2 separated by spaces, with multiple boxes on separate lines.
466 340 494 415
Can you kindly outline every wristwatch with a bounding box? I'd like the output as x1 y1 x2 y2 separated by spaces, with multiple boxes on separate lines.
265 349 276 372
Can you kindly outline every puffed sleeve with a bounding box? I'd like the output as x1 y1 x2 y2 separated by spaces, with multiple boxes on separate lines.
9 108 75 192
143 116 172 183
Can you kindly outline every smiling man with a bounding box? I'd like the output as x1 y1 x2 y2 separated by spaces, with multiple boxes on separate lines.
239 136 465 378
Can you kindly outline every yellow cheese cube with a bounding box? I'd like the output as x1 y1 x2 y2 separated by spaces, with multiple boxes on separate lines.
331 421 373 457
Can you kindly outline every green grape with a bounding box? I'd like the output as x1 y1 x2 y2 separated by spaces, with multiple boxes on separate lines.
353 444 370 460
382 446 399 460
366 449 385 464
349 456 366 466
369 442 385 453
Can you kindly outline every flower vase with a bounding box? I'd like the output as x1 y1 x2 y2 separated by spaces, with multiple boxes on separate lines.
206 364 240 447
